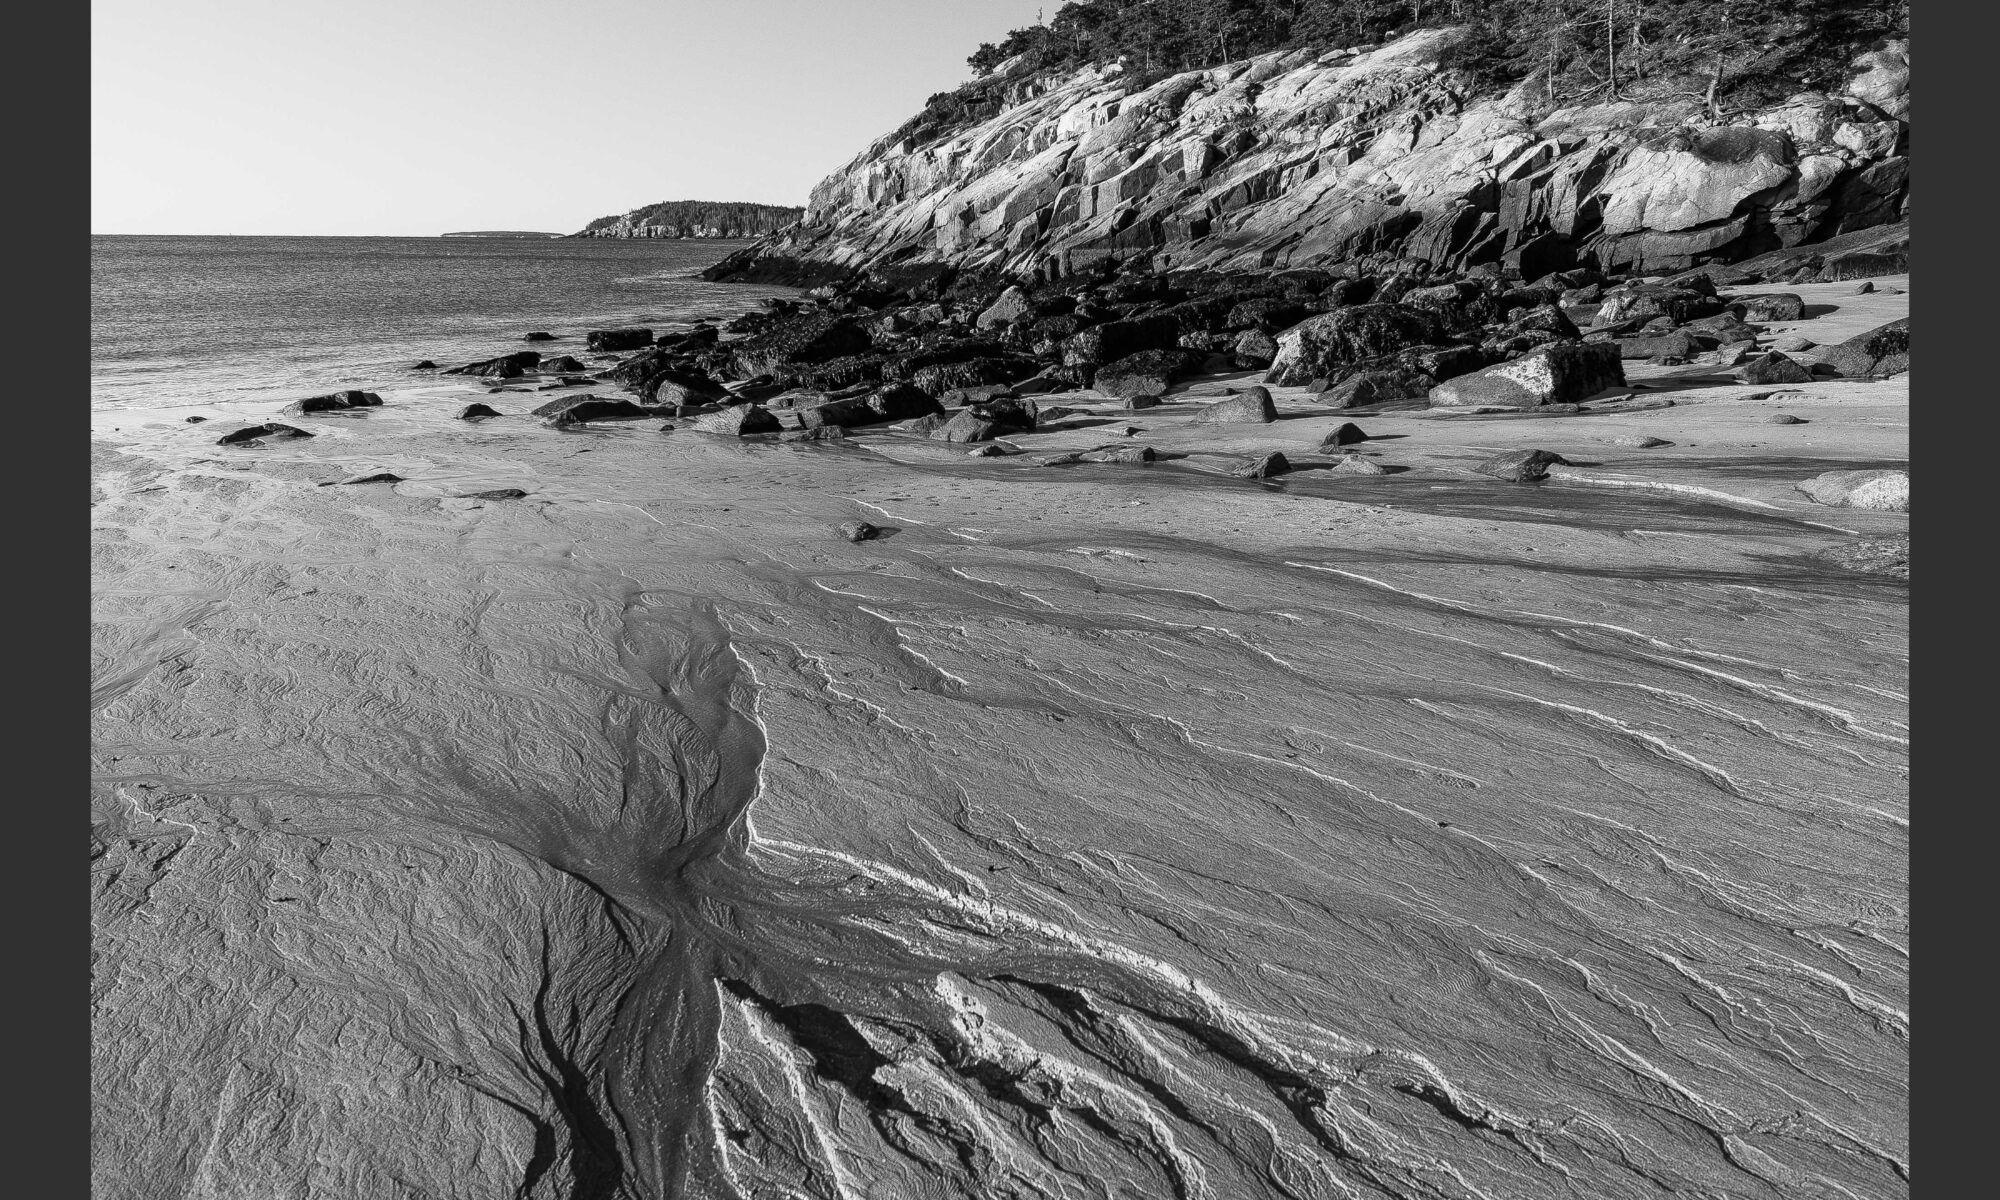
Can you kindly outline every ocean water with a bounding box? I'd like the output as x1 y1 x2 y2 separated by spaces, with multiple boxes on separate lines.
90 235 795 420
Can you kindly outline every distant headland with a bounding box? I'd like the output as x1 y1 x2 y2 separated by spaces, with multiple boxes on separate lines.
440 231 567 238
571 200 803 240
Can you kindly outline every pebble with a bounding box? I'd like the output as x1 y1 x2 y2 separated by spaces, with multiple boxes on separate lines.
839 520 881 543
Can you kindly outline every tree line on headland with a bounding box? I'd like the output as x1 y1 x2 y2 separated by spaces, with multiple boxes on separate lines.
951 0 1907 119
573 200 806 239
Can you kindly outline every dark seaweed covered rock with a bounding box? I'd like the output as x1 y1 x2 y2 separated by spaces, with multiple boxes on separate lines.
1093 348 1204 398
281 390 382 416
216 423 313 445
1474 449 1570 482
1060 314 1184 366
1265 304 1447 387
690 405 781 437
533 395 653 424
456 403 502 420
585 328 654 352
1816 318 1909 377
730 314 871 378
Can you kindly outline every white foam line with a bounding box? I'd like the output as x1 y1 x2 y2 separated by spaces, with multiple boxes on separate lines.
1542 469 1790 511
1290 562 1809 675
853 499 927 525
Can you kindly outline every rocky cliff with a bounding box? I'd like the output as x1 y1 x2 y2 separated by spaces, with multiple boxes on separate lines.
576 200 805 240
708 28 1907 285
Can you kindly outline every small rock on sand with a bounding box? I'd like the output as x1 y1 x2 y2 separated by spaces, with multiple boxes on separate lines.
1233 452 1291 478
1851 281 1875 295
414 360 437 369
839 521 881 542
462 488 529 501
1124 394 1161 410
1796 469 1908 511
1474 449 1569 482
337 471 403 485
217 423 313 445
1611 435 1673 447
1766 414 1808 424
1740 352 1814 385
184 415 208 423
658 423 675 433
1331 454 1388 475
966 443 1012 457
1320 422 1368 448
456 403 502 420
1191 387 1277 424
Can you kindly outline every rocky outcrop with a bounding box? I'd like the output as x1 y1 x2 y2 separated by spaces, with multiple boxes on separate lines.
1797 469 1909 511
707 30 1909 285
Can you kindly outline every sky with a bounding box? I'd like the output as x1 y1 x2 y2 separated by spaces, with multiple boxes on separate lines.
92 0 1054 235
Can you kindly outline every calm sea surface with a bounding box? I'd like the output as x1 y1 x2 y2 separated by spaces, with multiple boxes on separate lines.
89 235 795 418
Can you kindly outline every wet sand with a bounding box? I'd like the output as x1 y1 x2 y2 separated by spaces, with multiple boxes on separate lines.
91 286 1907 1198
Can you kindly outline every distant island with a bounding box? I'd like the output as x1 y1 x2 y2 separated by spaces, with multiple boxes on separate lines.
440 231 566 238
571 200 803 240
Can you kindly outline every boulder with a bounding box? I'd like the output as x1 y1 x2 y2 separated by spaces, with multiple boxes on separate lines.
1094 348 1204 397
1232 328 1279 365
1611 435 1673 447
335 471 403 485
1226 297 1309 333
1767 414 1808 424
463 488 528 501
540 355 587 373
1319 371 1424 408
456 403 503 420
1077 445 1157 464
1595 285 1726 327
1124 394 1161 410
1795 469 1908 511
800 382 944 429
1474 449 1570 482
781 425 849 443
690 405 781 437
216 423 312 445
975 285 1033 329
1612 332 1699 361
909 356 1037 396
535 396 653 424
585 329 655 352
414 360 437 369
523 332 557 342
1330 454 1388 476
1061 315 1184 366
839 521 882 543
1428 342 1624 409
1816 319 1909 378
1772 335 1817 352
1191 387 1278 425
939 384 1017 407
1740 352 1814 385
730 315 871 377
1729 293 1806 323
1233 452 1291 479
1320 422 1368 449
446 351 540 378
1265 304 1447 386
281 390 382 416
643 369 730 408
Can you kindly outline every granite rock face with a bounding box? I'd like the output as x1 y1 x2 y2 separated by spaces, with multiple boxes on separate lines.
707 30 1909 284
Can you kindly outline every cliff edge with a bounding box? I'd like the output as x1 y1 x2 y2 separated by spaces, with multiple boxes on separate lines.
708 27 1906 285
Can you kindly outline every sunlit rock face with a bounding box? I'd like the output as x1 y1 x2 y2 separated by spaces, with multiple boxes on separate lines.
709 29 1907 283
